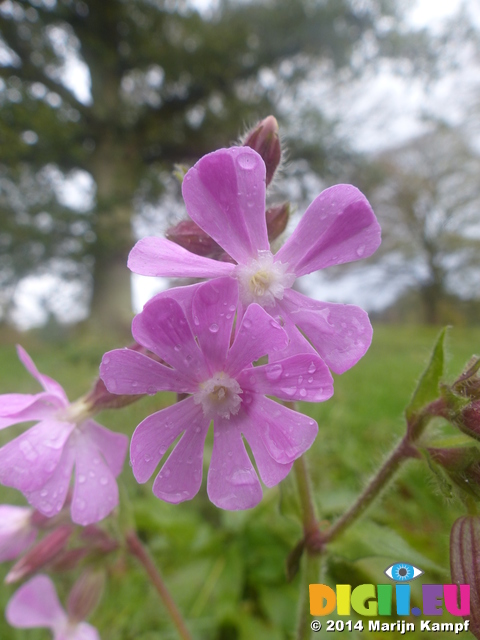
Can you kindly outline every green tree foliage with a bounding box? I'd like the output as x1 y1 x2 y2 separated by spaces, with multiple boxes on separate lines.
0 0 404 329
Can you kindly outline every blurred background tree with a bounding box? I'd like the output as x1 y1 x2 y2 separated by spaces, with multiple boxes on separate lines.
0 0 434 331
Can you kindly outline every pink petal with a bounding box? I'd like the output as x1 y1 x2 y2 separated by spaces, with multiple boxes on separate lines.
25 439 75 518
245 396 318 465
191 278 237 374
152 417 209 504
0 505 36 562
131 397 206 484
207 416 262 510
132 297 209 384
70 430 119 526
238 354 333 403
182 147 269 264
59 622 100 640
225 304 288 377
17 346 69 403
281 289 373 374
0 392 62 429
6 574 67 629
266 304 318 363
240 412 292 487
142 282 200 330
275 184 381 276
128 236 234 278
101 348 194 396
81 420 128 477
0 420 75 492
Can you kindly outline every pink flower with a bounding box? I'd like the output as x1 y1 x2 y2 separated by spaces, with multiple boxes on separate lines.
6 574 100 640
0 505 37 562
101 278 333 510
129 146 381 374
0 347 128 526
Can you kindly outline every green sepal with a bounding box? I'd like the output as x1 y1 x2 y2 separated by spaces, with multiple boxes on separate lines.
405 327 448 432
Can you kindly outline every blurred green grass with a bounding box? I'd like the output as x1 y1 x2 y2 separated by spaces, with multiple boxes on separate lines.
0 324 478 639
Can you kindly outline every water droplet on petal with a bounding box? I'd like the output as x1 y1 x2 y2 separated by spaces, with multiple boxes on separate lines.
147 386 156 396
174 344 181 352
308 362 316 374
265 364 283 381
237 152 257 170
209 323 219 333
243 318 252 329
164 469 171 478
103 356 110 365
356 244 366 257
281 387 297 397
299 388 307 398
76 499 86 511
78 474 86 484
100 477 108 486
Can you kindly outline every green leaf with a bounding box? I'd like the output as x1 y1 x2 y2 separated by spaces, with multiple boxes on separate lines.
328 521 443 573
405 327 448 422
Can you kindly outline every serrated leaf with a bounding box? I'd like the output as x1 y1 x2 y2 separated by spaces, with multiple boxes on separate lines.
450 516 480 638
406 327 448 423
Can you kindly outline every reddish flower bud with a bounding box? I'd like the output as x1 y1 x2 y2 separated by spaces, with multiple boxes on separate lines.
428 446 480 498
5 525 73 584
450 516 480 634
456 401 480 441
454 357 480 400
266 202 290 241
242 115 281 186
67 569 105 623
166 219 223 258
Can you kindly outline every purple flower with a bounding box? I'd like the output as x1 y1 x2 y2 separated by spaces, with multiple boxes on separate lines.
0 505 37 562
129 146 381 375
0 347 128 526
101 278 333 510
6 574 100 640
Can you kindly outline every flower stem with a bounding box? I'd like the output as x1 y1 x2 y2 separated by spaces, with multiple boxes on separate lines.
320 436 417 545
126 530 193 640
295 550 321 640
294 456 319 542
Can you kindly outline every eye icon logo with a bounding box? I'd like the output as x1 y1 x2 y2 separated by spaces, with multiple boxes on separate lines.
384 563 423 582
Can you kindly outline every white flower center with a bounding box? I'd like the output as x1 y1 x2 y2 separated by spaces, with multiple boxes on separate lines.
234 250 296 308
193 372 243 419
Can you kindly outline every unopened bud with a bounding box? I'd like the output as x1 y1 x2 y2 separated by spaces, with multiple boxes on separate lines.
5 525 73 584
166 219 222 258
453 356 480 400
458 401 480 441
266 202 290 241
450 516 480 633
242 115 281 186
427 446 480 499
67 569 105 623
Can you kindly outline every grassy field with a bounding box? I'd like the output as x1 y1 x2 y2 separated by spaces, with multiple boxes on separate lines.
0 324 479 639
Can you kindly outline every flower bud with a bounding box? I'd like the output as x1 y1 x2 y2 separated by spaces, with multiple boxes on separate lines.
67 568 105 623
455 401 480 441
242 115 281 186
450 516 480 634
427 446 480 499
166 219 222 258
5 525 73 584
266 202 290 241
453 357 480 400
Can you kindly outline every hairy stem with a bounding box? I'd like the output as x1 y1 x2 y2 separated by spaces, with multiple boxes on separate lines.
296 551 321 640
321 436 417 545
126 530 193 640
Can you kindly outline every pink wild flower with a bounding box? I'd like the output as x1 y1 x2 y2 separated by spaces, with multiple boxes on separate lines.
0 505 37 562
100 278 333 510
128 146 381 375
6 574 100 640
0 347 128 526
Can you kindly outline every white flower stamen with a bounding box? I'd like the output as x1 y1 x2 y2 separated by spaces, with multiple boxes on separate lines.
193 372 243 419
234 250 295 308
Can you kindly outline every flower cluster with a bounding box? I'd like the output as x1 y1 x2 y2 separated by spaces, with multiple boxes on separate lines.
100 144 380 510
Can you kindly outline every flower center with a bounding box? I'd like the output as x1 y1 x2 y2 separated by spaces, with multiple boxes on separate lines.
234 250 296 308
193 372 242 419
